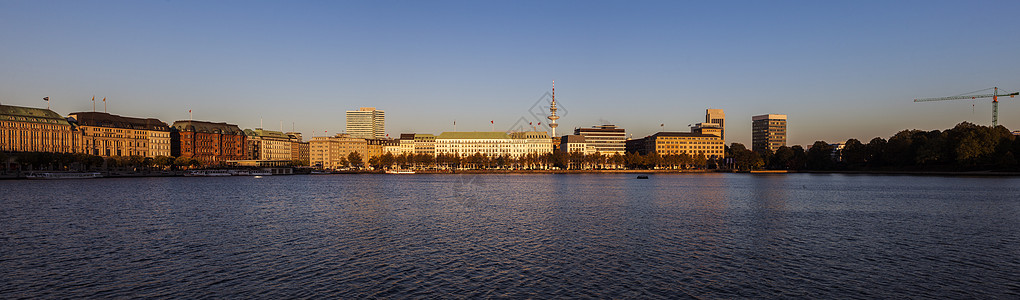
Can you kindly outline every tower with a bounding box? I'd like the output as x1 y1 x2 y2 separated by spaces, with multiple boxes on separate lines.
706 108 725 140
547 81 560 136
752 114 787 153
346 107 385 139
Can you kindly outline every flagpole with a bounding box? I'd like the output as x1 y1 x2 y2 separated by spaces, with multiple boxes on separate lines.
103 97 107 113
92 96 95 112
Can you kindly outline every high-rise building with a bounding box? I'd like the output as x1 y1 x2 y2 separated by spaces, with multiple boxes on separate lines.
574 124 625 154
346 107 385 139
752 114 787 153
706 109 725 140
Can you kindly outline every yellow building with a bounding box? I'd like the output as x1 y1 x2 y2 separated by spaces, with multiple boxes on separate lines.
641 132 725 159
309 134 369 169
1 104 79 153
245 128 294 161
69 112 171 157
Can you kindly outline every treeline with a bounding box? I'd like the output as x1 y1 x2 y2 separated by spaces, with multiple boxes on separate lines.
0 152 202 172
337 151 716 170
727 122 1020 171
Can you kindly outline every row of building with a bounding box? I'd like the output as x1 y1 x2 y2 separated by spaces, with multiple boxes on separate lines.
3 101 789 168
0 104 310 166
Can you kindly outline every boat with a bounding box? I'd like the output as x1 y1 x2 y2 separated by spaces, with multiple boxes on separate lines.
229 170 272 176
24 172 103 179
636 175 649 179
184 169 232 177
386 169 416 174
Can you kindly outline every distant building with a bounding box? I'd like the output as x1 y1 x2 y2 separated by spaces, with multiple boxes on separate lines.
631 132 725 158
706 109 725 140
435 131 552 158
1 104 79 154
346 107 385 139
68 111 170 158
560 134 595 154
171 120 247 165
309 134 368 169
752 114 787 153
574 124 625 154
244 128 294 161
691 122 722 138
287 132 309 165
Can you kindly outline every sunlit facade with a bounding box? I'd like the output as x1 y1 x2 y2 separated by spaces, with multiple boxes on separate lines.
0 104 79 153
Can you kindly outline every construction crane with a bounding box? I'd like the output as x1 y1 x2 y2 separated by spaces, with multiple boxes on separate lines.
914 87 1018 127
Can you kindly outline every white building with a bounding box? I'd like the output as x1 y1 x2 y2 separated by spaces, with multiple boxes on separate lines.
435 131 552 158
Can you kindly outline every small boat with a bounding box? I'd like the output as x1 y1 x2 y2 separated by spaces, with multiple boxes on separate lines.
386 169 416 174
636 175 649 179
24 172 103 179
184 170 232 177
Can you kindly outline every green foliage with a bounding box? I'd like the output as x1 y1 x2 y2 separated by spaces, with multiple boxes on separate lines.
347 152 363 169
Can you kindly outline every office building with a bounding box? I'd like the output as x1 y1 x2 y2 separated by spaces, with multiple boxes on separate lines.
630 132 725 159
752 114 787 153
574 124 625 154
435 131 552 158
346 107 385 139
244 128 294 161
706 109 725 140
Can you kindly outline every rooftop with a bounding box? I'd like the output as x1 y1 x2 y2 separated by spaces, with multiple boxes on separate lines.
1 104 71 126
68 111 169 131
436 131 510 139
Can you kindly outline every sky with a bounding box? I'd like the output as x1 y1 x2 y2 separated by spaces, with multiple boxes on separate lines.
2 0 1019 146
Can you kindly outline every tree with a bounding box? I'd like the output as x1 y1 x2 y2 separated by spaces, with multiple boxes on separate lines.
368 156 382 170
840 139 867 168
806 141 835 170
769 146 794 170
347 152 363 169
380 152 395 169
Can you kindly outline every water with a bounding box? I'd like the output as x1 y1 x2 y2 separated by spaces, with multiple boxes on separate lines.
2 174 1019 298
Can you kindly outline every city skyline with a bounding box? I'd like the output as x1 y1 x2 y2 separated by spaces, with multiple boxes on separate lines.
2 1 1019 147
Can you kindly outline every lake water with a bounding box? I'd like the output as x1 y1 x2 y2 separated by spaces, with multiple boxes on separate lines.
2 174 1019 298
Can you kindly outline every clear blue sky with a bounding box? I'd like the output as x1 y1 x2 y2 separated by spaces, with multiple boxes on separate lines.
2 0 1019 146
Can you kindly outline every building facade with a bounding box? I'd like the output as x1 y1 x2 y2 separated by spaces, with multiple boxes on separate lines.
245 128 294 161
309 134 368 169
706 109 725 140
752 114 787 153
346 107 385 139
560 134 595 154
171 120 247 165
630 132 725 159
574 125 625 154
435 131 553 158
1 104 79 154
69 112 170 157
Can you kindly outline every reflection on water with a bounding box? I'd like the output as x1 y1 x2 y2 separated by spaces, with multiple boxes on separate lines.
2 174 1019 298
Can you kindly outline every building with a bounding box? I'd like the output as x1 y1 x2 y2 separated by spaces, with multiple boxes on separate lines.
413 134 436 155
706 109 725 140
509 131 554 155
752 114 787 153
574 125 625 154
346 107 385 139
171 120 247 165
560 134 595 154
1 104 79 154
692 123 722 137
68 111 170 157
309 134 368 169
287 132 309 165
244 128 293 161
435 131 553 158
628 132 725 159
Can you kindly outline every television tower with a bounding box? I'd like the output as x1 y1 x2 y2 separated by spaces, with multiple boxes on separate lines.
548 80 560 136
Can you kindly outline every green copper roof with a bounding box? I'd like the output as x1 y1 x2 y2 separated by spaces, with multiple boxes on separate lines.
436 131 511 139
0 104 71 126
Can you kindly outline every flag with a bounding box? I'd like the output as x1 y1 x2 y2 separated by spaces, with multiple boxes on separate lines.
43 97 49 101
189 110 191 113
529 122 532 126
92 96 95 102
102 97 106 102
453 120 456 125
491 120 494 124
537 122 541 125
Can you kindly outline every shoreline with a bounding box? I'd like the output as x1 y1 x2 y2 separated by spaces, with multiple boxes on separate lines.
4 169 1020 180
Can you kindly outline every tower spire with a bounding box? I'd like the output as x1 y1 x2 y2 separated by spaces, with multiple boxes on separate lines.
547 80 560 136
